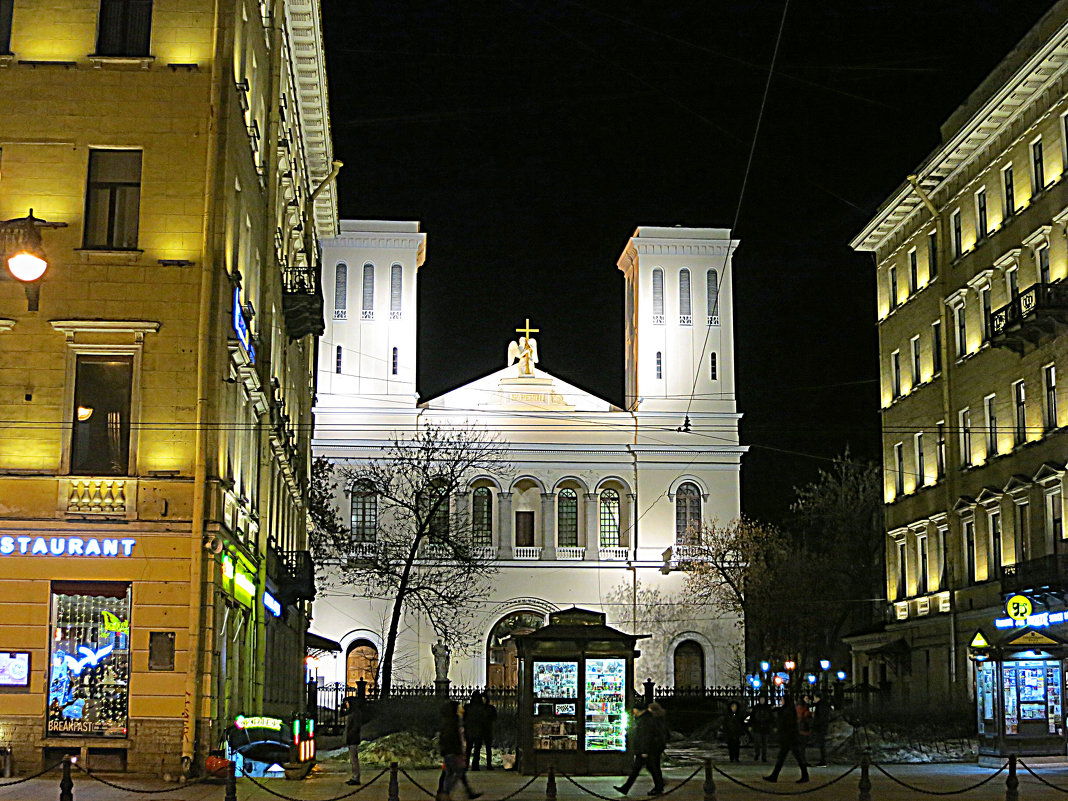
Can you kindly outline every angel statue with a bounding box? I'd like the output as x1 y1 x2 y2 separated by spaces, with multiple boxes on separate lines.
507 319 540 377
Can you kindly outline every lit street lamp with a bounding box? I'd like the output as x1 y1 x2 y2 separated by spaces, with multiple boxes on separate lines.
1 209 67 310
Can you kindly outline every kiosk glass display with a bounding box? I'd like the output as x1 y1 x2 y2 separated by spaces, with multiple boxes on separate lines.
533 661 579 750
584 658 625 751
1002 660 1062 735
977 661 995 735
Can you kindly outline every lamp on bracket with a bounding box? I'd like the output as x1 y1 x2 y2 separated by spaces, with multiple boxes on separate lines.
0 209 68 311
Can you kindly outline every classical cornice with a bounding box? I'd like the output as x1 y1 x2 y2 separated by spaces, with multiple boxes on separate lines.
50 320 160 341
326 233 428 255
852 8 1068 253
285 0 336 238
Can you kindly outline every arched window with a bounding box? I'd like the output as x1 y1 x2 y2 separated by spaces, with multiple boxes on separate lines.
706 269 719 324
487 611 545 689
472 487 492 546
673 640 705 687
679 268 692 324
655 351 662 380
392 347 399 376
335 345 342 374
390 264 402 318
427 482 450 543
361 263 374 318
350 484 377 543
558 488 578 547
652 268 664 323
346 639 379 689
334 262 347 320
599 489 620 547
675 482 701 544
710 352 717 380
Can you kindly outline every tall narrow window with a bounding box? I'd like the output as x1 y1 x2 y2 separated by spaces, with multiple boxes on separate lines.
710 352 717 380
335 345 342 374
927 231 938 279
951 209 962 258
392 347 399 376
985 394 998 456
1013 380 1027 445
910 336 921 385
84 149 142 249
1047 490 1064 543
557 488 578 547
655 351 662 379
96 0 153 57
678 269 692 324
427 483 449 543
350 484 377 544
390 264 402 318
1003 164 1016 217
917 534 929 594
472 487 492 547
1044 364 1058 431
1038 245 1051 284
333 263 347 320
932 320 942 375
964 519 977 584
953 303 966 358
888 266 899 310
891 350 901 398
1016 501 1031 564
897 540 908 599
361 263 374 319
675 483 701 544
706 269 720 324
989 510 1002 578
71 355 134 476
1032 138 1045 195
1008 266 1020 301
975 188 988 239
652 268 664 324
0 0 12 54
599 489 620 548
894 442 905 495
936 421 946 479
980 286 992 342
908 250 918 294
959 407 972 467
914 431 925 486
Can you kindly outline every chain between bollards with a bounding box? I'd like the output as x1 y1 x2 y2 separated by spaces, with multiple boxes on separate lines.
858 749 871 801
225 759 237 801
59 757 74 801
389 762 400 801
1005 754 1018 801
702 759 716 801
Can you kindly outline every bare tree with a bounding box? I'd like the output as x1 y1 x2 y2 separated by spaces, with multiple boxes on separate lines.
318 424 506 698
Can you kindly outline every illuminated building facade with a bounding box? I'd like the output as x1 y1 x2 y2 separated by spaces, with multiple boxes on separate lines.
848 3 1068 711
0 0 335 774
311 223 746 689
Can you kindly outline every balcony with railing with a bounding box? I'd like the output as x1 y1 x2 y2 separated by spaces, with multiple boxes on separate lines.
556 546 584 560
65 477 132 516
990 282 1068 354
282 260 325 339
514 546 542 560
1001 554 1068 594
599 546 629 561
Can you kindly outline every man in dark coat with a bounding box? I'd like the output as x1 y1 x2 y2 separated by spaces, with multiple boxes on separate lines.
763 691 809 784
722 701 746 763
438 701 481 800
344 696 364 785
464 691 497 770
811 694 831 766
748 699 774 762
615 701 668 796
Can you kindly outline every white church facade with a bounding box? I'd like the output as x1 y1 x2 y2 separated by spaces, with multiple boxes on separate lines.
309 220 746 690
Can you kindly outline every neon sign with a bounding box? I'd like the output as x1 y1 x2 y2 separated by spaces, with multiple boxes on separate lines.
232 287 255 363
235 715 282 731
234 571 256 596
0 536 135 557
100 610 129 637
995 610 1068 629
62 644 115 675
263 591 281 617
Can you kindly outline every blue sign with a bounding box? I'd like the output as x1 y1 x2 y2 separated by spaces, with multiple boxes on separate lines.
233 286 255 363
263 590 281 617
995 610 1068 629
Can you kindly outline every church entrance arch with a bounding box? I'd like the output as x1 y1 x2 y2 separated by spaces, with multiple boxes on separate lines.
673 640 705 688
487 611 545 688
346 639 380 689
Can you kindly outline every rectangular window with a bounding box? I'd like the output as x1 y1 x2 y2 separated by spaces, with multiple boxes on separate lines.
891 350 901 398
917 534 929 595
1047 491 1064 544
1032 138 1045 195
910 336 921 385
1014 380 1027 445
361 264 374 314
932 319 942 375
989 510 1002 578
83 149 142 250
1008 266 1020 300
515 511 535 548
709 352 717 380
1003 164 1015 218
390 264 402 315
1044 364 1058 431
928 231 938 279
959 407 972 467
936 421 946 479
915 431 925 487
0 0 12 53
951 209 962 258
392 347 399 376
47 582 131 737
71 355 133 476
894 442 904 495
897 540 908 599
1038 244 1051 284
471 490 492 547
350 490 377 544
888 266 898 310
981 286 992 342
557 491 579 548
976 188 988 239
964 519 977 584
1016 501 1031 564
335 345 341 374
148 631 176 671
985 394 998 456
908 249 918 294
953 303 966 358
95 0 153 57
655 352 662 380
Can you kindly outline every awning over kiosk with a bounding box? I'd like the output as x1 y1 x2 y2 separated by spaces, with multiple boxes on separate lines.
305 631 343 657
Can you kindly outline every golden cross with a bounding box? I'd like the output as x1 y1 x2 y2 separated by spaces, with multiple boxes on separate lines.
516 318 539 339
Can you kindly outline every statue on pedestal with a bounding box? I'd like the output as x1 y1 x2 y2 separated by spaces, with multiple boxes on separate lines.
507 318 540 377
432 640 451 682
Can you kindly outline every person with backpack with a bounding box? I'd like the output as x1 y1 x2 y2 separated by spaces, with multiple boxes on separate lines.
615 700 668 796
763 690 809 784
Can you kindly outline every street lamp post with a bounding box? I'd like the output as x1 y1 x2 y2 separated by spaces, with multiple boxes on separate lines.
0 209 67 311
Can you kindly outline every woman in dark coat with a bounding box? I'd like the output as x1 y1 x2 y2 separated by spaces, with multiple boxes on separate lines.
438 701 481 800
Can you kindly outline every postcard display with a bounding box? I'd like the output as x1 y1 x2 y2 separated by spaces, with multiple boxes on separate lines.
533 661 580 750
1001 660 1062 736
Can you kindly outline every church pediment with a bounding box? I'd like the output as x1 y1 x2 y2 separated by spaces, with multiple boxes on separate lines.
423 366 613 412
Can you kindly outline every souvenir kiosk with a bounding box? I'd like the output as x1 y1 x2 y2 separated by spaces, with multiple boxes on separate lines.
970 626 1068 765
515 607 647 775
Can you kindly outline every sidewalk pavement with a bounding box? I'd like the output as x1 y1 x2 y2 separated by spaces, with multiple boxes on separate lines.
5 758 1068 801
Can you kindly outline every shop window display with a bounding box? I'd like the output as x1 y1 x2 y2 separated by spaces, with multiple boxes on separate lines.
47 582 131 737
585 658 625 751
533 661 579 750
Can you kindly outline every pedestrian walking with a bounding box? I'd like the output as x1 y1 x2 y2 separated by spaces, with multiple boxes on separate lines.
763 691 809 784
811 693 831 766
722 701 746 763
796 695 813 762
437 701 481 800
344 696 364 786
615 700 668 796
464 691 497 770
747 698 773 762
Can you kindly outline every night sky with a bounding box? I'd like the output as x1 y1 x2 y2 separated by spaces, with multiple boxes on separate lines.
321 1 1055 523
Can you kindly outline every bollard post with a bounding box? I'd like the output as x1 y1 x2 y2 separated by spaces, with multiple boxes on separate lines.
546 764 557 801
388 762 400 801
1006 754 1018 801
59 757 73 801
703 759 716 801
225 760 237 801
858 750 871 801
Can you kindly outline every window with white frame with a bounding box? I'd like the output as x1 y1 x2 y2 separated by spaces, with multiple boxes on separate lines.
952 301 967 358
951 209 962 258
910 336 921 385
599 489 621 547
335 345 342 374
928 230 938 279
1038 244 1051 284
896 539 908 599
1046 489 1064 544
675 482 701 544
1013 380 1027 445
333 262 347 320
706 269 720 324
652 268 664 324
1015 500 1031 564
917 533 929 594
361 263 374 319
975 188 988 239
936 420 946 479
894 442 904 495
963 517 977 584
710 352 717 380
1032 137 1045 195
1002 164 1016 218
985 394 998 457
679 269 692 325
908 249 918 295
471 487 492 547
914 431 925 487
980 286 992 342
891 350 901 398
1044 364 1058 431
1007 266 1020 300
888 265 899 310
655 351 662 380
392 347 398 376
71 354 134 475
989 509 1002 577
932 319 942 375
84 149 142 250
557 488 579 547
390 264 402 319
959 407 972 467
350 483 377 544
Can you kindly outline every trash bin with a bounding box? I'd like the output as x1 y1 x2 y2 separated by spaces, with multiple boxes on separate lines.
0 745 12 778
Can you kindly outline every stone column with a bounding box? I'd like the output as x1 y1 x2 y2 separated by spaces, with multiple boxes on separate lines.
626 492 638 551
497 492 513 560
584 492 599 560
541 492 556 560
